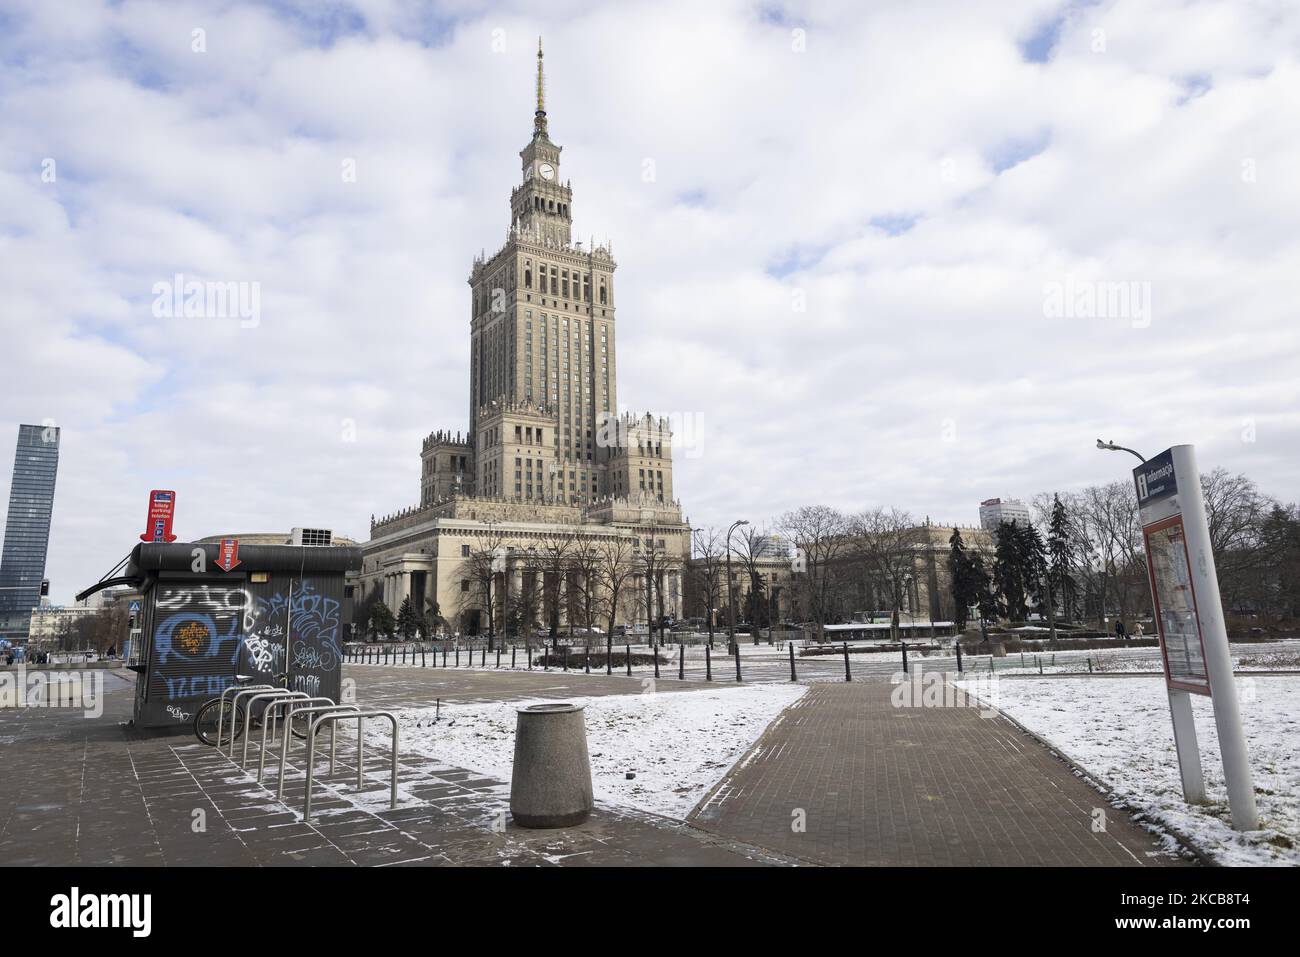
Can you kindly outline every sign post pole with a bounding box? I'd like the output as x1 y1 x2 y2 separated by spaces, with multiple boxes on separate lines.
1167 689 1204 803
1134 445 1257 830
1170 445 1256 830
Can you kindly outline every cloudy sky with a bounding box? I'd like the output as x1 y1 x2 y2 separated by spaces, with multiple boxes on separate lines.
3 0 1299 603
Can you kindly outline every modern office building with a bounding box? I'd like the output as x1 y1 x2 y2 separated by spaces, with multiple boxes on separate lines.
978 497 1033 531
0 423 62 641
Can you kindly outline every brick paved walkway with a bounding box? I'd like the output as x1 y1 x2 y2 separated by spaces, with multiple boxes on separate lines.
0 667 786 867
688 682 1195 866
2 665 1198 867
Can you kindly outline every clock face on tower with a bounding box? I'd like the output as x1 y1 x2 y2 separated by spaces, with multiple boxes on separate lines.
539 162 555 181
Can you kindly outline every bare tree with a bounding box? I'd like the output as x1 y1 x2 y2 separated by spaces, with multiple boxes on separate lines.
733 525 774 644
688 527 724 646
534 531 577 649
458 548 496 639
568 539 604 645
850 507 926 640
466 525 509 647
636 536 673 647
1200 468 1270 611
778 505 851 643
1058 482 1147 628
594 537 638 664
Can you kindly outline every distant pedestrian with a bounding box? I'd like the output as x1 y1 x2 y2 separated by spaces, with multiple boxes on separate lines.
1134 622 1144 639
1115 619 1127 641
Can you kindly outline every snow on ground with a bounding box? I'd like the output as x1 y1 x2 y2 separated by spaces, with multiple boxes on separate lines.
956 674 1300 866
363 684 806 819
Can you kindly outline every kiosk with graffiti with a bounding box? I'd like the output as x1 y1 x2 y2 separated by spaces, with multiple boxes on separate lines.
75 541 360 728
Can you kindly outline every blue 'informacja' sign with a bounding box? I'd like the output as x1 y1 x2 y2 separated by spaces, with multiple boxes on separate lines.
1134 448 1178 504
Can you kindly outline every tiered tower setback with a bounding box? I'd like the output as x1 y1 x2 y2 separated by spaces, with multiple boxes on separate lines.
456 38 664 508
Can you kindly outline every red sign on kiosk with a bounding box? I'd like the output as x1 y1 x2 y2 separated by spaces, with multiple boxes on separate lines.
215 538 241 572
139 490 177 543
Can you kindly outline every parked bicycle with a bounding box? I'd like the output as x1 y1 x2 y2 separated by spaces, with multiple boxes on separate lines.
193 672 312 747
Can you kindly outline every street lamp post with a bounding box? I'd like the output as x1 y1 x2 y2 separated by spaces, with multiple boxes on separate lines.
1095 439 1148 630
725 519 749 655
1095 438 1147 463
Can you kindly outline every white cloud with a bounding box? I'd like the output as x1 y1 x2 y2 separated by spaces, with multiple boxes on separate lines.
1 0 1298 604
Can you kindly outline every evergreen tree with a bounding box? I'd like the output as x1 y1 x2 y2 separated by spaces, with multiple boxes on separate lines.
369 603 396 640
1047 494 1077 621
1018 523 1049 615
947 527 977 629
396 597 419 640
971 551 999 623
355 586 384 638
993 521 1027 621
421 600 444 639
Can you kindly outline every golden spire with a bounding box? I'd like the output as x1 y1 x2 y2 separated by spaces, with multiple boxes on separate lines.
536 36 545 116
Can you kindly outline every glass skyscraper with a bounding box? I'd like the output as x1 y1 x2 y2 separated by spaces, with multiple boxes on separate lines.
0 424 61 642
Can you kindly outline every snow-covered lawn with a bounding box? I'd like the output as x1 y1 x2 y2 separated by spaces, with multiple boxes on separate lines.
364 684 806 819
956 675 1300 866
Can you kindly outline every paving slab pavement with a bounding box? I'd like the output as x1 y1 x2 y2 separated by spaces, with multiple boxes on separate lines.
0 666 786 867
2 664 1197 868
688 681 1196 867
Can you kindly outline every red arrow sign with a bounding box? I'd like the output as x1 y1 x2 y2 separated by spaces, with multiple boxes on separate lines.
215 538 241 572
139 490 178 543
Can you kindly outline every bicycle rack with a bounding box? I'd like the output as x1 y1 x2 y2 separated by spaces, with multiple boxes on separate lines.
255 696 339 783
216 683 273 749
226 686 293 757
238 690 309 766
303 710 399 822
277 702 363 802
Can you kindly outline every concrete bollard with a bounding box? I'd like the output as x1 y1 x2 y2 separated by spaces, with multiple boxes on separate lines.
510 703 594 829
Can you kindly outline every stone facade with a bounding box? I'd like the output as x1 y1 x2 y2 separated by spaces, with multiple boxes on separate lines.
685 523 995 629
360 42 688 635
